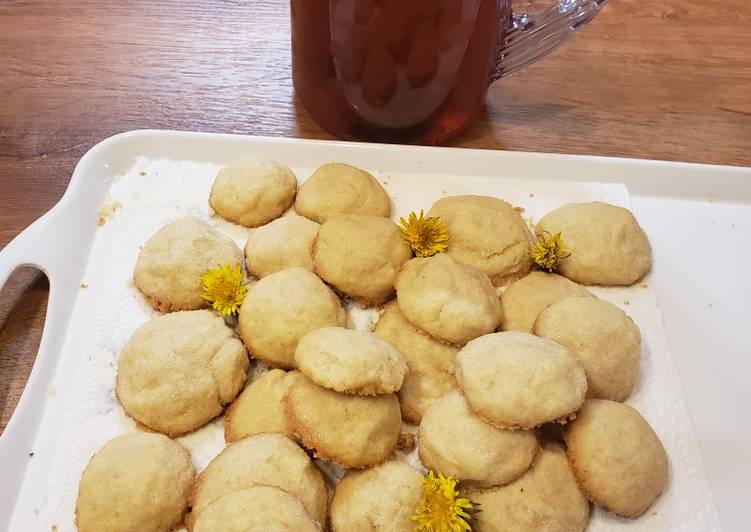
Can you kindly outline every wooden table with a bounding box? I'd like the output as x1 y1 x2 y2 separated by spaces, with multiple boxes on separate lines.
1 0 750 432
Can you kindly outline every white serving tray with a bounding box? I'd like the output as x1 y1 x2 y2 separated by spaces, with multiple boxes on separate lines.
1 130 749 531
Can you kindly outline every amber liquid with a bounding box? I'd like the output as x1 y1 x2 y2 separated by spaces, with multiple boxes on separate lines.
291 0 505 144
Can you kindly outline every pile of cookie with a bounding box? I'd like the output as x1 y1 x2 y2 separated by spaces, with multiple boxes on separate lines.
75 159 668 532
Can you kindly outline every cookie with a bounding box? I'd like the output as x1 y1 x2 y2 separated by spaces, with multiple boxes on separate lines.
564 399 668 518
374 302 457 423
534 297 641 401
427 195 533 285
192 486 321 532
189 433 327 527
116 310 249 437
209 159 297 227
330 460 423 532
500 271 593 333
134 217 243 312
395 254 502 345
224 369 300 443
418 391 538 488
238 267 346 368
466 443 589 532
294 327 407 395
284 375 401 468
244 214 320 278
535 202 652 285
314 214 411 305
295 162 391 223
76 432 194 532
455 332 587 430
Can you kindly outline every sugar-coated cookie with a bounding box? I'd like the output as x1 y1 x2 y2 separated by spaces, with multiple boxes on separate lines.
535 202 651 285
534 296 641 401
427 195 533 285
134 217 243 312
238 267 346 368
116 310 249 437
295 162 391 223
245 215 320 278
564 399 668 518
209 159 297 227
76 432 195 532
395 254 503 345
456 332 587 429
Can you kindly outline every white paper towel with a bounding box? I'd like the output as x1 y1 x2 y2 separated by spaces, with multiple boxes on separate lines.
10 158 721 531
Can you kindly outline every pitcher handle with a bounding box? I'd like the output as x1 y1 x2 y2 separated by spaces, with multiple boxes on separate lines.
492 0 607 81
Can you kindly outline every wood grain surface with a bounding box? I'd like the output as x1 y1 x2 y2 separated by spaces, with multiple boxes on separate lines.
1 0 750 432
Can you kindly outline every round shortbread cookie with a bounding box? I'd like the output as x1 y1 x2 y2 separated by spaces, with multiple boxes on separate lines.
500 271 594 333
534 296 641 401
313 214 411 305
418 391 538 488
535 202 652 285
192 486 321 532
189 433 328 527
224 369 300 443
466 443 589 532
116 310 249 437
374 302 458 423
564 399 668 518
330 460 423 532
456 332 587 430
238 267 346 368
427 195 533 285
209 159 297 227
76 432 195 532
245 215 320 278
284 375 401 468
295 162 391 223
395 254 503 346
295 327 407 395
134 217 243 312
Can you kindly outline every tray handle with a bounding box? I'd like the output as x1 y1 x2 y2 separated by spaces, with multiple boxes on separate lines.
0 200 89 525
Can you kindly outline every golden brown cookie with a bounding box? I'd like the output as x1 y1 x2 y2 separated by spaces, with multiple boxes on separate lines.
418 391 538 488
295 163 391 223
313 214 411 305
189 433 327 528
133 217 243 312
237 267 346 368
466 443 589 532
564 399 668 518
330 460 423 532
76 432 195 532
500 271 594 333
284 375 401 468
395 254 503 345
535 202 652 285
455 332 587 430
534 297 641 401
209 159 297 227
224 369 300 443
374 302 457 423
294 327 407 395
244 214 320 278
427 195 533 285
116 310 249 437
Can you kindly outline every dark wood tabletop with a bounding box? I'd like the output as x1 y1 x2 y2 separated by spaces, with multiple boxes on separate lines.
1 0 750 432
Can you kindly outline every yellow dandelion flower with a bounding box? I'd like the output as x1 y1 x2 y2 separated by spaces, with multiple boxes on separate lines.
200 263 249 316
531 230 571 272
411 471 474 532
399 210 450 258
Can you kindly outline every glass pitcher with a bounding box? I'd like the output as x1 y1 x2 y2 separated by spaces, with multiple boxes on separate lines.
291 0 606 144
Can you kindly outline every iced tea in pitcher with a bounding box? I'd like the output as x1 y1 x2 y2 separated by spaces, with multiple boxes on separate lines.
291 0 606 144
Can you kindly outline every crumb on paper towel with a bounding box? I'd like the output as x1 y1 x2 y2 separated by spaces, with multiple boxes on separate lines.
139 171 147 176
80 282 88 289
97 199 122 226
51 525 58 532
529 192 535 198
623 300 631 305
514 206 525 214
29 452 34 458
